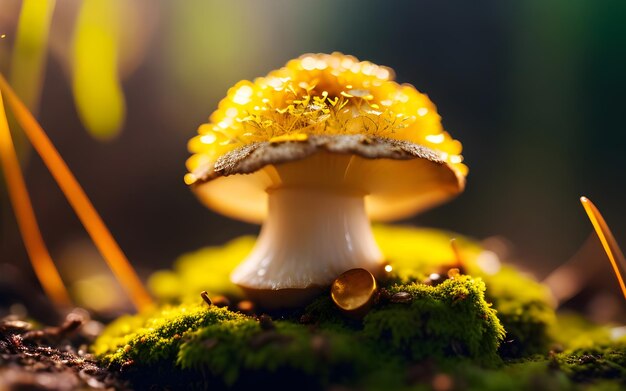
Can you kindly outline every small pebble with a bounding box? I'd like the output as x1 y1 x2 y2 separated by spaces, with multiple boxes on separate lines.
237 300 255 315
258 314 274 330
211 295 231 308
0 320 32 332
390 292 412 304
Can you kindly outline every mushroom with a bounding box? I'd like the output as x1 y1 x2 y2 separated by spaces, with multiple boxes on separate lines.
185 53 467 307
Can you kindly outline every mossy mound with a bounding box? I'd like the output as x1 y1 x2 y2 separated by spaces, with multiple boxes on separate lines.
147 225 555 356
93 304 247 367
373 225 556 357
443 341 626 391
93 225 625 389
94 273 506 389
92 300 625 390
178 319 391 388
363 276 505 364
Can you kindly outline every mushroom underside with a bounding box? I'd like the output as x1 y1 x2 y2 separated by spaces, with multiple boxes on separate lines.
192 135 465 224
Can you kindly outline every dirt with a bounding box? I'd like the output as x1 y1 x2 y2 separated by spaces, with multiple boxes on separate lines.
0 313 127 390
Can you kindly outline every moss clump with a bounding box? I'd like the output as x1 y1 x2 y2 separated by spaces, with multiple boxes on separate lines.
550 313 620 350
94 274 507 388
374 224 556 357
363 275 505 365
93 304 248 366
93 302 402 389
178 320 396 388
450 341 626 390
484 266 556 357
147 225 555 358
93 303 625 390
94 225 620 389
555 343 626 384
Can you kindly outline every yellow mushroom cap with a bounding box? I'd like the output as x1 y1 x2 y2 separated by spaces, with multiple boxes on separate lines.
186 53 467 223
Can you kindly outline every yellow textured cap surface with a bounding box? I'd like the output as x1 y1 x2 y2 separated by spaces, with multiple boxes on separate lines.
186 52 467 183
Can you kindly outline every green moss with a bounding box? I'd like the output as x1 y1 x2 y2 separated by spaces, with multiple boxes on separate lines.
178 320 397 387
92 301 625 390
94 276 506 388
93 225 623 389
451 341 626 390
363 275 505 365
93 303 248 366
484 266 556 357
147 226 555 356
149 225 555 358
94 301 404 388
550 312 620 350
375 225 556 357
556 343 626 383
303 296 356 329
451 360 572 391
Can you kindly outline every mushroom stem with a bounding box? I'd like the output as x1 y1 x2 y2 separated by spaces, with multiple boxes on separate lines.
231 187 383 295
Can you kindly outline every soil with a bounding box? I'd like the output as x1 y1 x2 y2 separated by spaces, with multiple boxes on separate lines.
0 314 127 390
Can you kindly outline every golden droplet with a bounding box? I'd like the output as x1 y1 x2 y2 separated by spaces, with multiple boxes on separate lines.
331 268 377 313
237 300 255 315
447 268 460 279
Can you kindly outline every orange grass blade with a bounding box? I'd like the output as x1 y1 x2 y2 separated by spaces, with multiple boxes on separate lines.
0 73 153 311
450 238 463 267
580 196 626 300
0 89 71 307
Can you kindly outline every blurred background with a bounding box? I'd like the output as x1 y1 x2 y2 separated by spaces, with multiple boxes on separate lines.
0 0 624 317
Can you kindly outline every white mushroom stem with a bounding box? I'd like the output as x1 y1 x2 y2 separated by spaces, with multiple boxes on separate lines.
230 187 383 290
